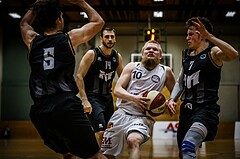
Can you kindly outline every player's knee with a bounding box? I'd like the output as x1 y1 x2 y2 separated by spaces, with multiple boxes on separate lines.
127 132 142 149
127 136 139 149
192 122 208 138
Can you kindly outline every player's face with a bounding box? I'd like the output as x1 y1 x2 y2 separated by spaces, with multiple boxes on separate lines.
186 26 201 49
101 30 116 49
142 43 161 61
141 43 161 67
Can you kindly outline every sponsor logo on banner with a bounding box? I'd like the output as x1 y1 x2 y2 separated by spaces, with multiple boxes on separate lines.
152 121 179 139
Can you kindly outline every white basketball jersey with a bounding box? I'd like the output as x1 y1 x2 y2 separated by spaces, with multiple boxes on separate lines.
116 62 167 115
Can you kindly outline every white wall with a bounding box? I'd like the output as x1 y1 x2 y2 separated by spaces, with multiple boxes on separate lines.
219 84 239 121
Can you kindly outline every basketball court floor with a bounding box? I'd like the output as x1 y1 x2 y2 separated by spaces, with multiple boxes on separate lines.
0 138 239 159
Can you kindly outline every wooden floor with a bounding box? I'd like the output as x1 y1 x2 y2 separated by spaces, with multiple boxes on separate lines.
0 139 239 159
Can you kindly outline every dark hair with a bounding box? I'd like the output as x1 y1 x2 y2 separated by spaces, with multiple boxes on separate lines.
100 27 116 37
185 17 213 34
33 0 62 30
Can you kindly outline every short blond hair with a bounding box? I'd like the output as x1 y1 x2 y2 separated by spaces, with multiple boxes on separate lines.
141 40 162 54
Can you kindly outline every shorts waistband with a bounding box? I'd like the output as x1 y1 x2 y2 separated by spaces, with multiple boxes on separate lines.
183 101 217 110
118 109 146 117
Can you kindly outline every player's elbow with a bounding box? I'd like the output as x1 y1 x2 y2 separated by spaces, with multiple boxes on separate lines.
76 73 83 84
225 50 239 61
113 85 123 99
231 50 239 59
113 88 119 98
96 17 105 30
100 18 105 28
19 20 27 31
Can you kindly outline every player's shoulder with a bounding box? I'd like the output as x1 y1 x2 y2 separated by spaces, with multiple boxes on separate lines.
117 51 123 58
124 62 137 70
85 49 95 56
158 63 169 70
210 46 221 54
164 65 173 71
126 62 137 67
158 64 174 77
209 46 223 67
82 49 95 61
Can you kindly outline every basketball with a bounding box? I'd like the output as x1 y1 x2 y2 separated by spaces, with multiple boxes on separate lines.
143 90 166 117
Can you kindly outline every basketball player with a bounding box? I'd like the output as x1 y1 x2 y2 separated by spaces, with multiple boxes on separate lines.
166 17 238 159
100 40 176 159
20 0 107 158
76 27 123 146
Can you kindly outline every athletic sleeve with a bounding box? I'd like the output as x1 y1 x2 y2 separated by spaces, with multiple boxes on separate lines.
170 67 184 102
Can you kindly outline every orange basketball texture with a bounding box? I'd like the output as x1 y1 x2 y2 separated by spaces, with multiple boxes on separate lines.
143 90 166 117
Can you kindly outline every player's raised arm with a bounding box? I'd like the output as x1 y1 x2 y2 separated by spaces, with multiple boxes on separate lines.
67 0 105 51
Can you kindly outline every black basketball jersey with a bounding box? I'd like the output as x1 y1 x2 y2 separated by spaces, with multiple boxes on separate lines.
84 47 119 94
181 47 222 104
29 33 78 100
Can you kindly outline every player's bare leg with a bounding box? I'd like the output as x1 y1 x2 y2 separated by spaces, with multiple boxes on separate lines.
95 131 104 146
127 132 144 159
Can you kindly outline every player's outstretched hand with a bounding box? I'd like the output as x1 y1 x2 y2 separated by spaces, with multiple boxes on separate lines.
166 98 176 116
